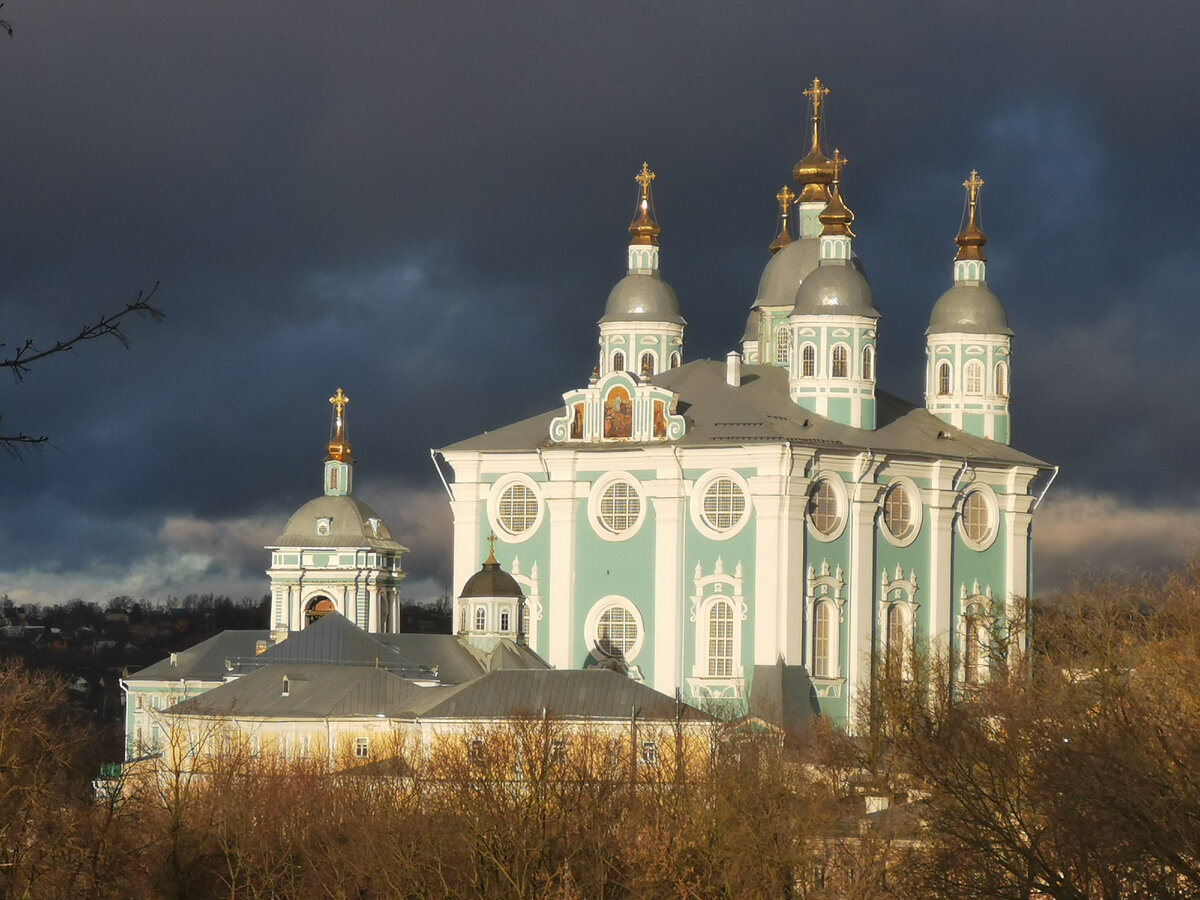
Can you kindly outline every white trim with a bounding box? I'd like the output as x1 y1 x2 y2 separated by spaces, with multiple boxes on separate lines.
806 471 848 542
584 595 645 663
689 469 752 540
487 474 544 543
587 472 647 541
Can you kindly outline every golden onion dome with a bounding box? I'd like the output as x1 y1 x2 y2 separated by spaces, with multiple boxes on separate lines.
955 170 988 262
628 161 661 246
818 150 855 237
793 77 835 203
769 184 796 254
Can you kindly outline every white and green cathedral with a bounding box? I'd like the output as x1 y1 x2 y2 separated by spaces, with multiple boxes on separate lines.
437 79 1055 726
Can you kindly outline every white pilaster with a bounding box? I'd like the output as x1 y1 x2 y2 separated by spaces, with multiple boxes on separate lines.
545 496 577 669
845 487 878 718
651 495 684 695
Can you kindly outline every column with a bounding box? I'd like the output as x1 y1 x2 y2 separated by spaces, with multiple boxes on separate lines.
651 494 684 695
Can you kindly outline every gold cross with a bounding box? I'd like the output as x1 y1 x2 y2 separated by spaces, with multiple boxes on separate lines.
635 161 656 199
964 169 985 209
803 77 830 120
487 531 497 553
831 149 848 182
328 388 349 417
776 184 796 214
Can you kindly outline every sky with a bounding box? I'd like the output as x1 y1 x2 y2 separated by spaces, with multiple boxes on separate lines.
2 1 1198 606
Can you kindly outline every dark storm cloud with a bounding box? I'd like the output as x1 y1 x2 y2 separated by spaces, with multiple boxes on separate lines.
2 0 1199 602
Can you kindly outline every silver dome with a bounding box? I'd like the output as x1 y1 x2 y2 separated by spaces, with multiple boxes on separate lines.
927 283 1012 335
272 495 405 550
599 274 685 325
792 262 879 319
754 238 820 309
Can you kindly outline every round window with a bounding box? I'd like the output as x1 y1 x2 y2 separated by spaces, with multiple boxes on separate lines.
497 483 539 536
596 605 638 658
702 478 747 531
962 490 990 544
599 481 641 534
809 480 840 535
883 484 914 541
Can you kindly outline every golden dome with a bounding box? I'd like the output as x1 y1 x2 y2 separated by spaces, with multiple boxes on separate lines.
955 170 988 262
793 77 835 204
326 388 352 462
819 150 855 237
769 184 796 254
628 161 661 246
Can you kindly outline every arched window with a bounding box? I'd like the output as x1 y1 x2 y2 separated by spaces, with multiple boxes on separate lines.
886 604 906 676
670 351 681 369
832 345 848 378
475 607 486 631
965 360 983 395
813 601 833 677
612 351 625 372
458 606 467 633
328 468 338 491
603 387 633 439
964 616 986 684
775 325 790 365
937 361 952 396
707 600 734 677
500 610 510 632
640 352 655 377
801 343 816 377
995 362 1008 398
862 345 874 382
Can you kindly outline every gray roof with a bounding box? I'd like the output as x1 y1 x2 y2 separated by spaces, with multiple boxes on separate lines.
740 308 759 343
754 237 820 310
927 282 1012 335
598 273 685 325
168 662 456 719
440 359 1048 469
271 494 407 551
459 559 524 600
748 661 818 736
418 669 711 722
792 259 879 319
125 630 269 683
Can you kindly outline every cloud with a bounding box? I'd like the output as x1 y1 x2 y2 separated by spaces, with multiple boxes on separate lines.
1034 488 1200 592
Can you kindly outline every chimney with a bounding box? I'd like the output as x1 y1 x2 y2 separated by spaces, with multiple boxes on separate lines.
726 351 742 387
271 625 288 645
255 640 268 656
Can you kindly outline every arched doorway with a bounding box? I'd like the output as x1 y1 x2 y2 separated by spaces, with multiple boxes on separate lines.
305 596 336 625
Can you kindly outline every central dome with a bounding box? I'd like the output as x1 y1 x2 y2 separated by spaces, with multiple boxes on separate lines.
754 238 819 310
599 273 685 324
792 262 879 319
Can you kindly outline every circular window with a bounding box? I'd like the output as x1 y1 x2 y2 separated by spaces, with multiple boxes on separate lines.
882 481 921 546
599 481 641 534
809 480 840 535
488 476 543 543
959 486 999 551
588 474 645 540
586 597 645 661
703 478 746 531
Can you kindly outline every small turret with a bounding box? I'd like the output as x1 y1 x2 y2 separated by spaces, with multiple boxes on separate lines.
768 185 796 254
457 534 527 651
324 388 354 496
598 163 685 377
926 171 1013 443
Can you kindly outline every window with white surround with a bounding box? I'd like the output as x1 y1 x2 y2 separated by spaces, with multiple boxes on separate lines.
612 351 625 372
883 484 914 542
862 345 874 382
354 736 369 759
475 607 486 631
996 361 1008 398
775 325 790 365
489 475 543 542
702 478 746 531
707 600 734 677
813 600 834 677
599 481 641 534
809 480 840 535
670 351 680 369
885 603 907 676
937 361 951 396
963 615 986 684
641 741 658 766
965 360 983 395
640 352 655 376
500 610 510 632
959 488 998 549
801 343 816 377
587 597 645 661
498 483 538 535
832 344 848 378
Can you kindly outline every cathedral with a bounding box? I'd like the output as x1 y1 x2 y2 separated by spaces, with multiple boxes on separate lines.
436 78 1055 724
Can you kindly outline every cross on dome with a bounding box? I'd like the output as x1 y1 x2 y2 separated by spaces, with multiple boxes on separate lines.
803 76 830 120
326 388 352 461
628 162 661 246
955 169 988 262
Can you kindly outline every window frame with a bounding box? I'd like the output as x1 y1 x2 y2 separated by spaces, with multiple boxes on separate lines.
689 470 752 540
831 344 849 378
958 484 1000 551
880 478 923 548
487 474 544 543
801 342 816 377
585 596 645 662
807 473 848 542
965 359 984 395
588 473 646 541
937 361 952 396
775 324 790 366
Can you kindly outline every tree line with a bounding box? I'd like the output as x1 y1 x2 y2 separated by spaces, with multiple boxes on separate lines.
0 562 1197 898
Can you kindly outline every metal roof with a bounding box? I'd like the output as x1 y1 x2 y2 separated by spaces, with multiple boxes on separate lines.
440 359 1048 469
125 630 269 683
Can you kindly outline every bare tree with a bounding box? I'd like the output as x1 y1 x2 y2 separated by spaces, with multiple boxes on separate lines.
2 284 163 455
